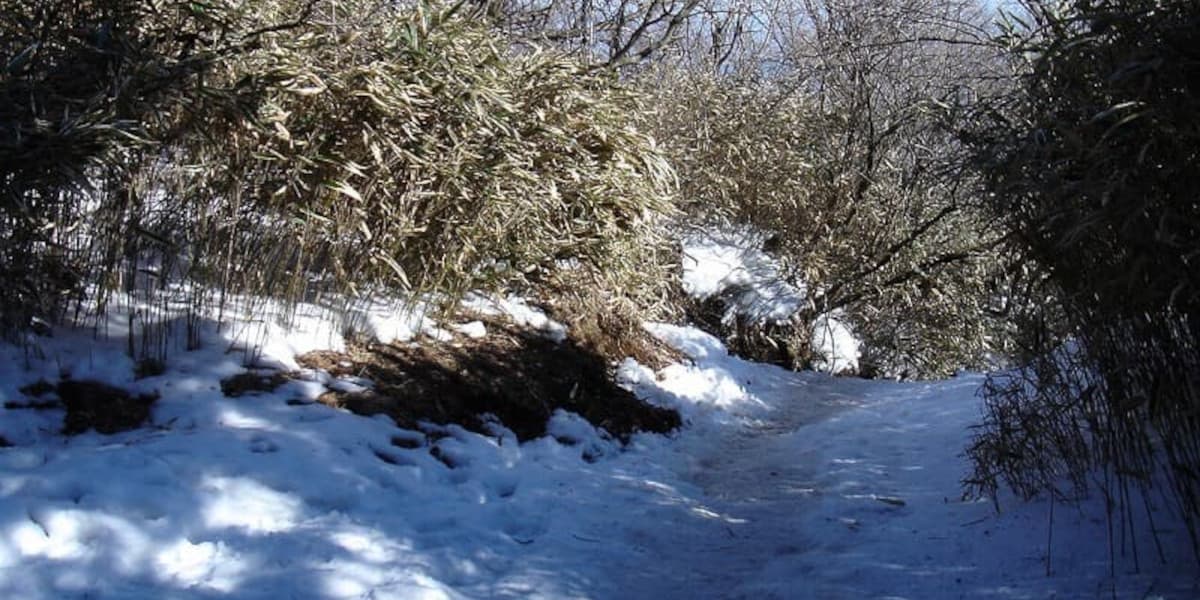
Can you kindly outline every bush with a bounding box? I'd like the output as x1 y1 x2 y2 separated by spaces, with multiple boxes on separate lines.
641 65 1007 378
964 0 1200 555
0 0 677 357
0 0 233 331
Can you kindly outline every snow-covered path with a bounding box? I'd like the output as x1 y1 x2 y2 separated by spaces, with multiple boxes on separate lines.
612 376 876 598
612 325 1197 599
0 319 1196 599
606 368 977 598
651 377 992 600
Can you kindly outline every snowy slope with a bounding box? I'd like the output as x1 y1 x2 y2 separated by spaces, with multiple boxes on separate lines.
0 310 1196 598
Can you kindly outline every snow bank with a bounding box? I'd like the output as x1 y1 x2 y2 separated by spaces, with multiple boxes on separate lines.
810 312 861 374
0 296 621 598
680 228 861 374
681 229 804 325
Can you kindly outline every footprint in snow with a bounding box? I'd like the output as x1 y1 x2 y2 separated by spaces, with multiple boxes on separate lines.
372 446 417 467
484 474 519 499
247 436 278 454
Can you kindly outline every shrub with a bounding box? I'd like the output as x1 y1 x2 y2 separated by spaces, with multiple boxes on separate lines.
0 0 677 359
963 0 1200 557
641 65 1007 378
0 0 238 331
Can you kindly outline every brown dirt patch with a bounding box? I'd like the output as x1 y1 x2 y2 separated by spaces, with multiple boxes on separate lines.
3 398 59 410
298 317 680 442
19 380 55 398
58 380 158 435
220 371 292 397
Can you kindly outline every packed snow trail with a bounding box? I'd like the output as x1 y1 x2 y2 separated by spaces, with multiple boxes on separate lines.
608 324 1196 599
0 315 1196 598
615 374 992 599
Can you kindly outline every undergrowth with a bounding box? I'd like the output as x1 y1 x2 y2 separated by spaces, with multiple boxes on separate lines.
0 0 676 368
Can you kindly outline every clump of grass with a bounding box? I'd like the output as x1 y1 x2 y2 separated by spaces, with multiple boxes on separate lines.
184 1 677 304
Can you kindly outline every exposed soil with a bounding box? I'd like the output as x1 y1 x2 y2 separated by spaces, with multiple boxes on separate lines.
6 380 60 410
4 398 59 410
6 378 156 436
220 371 292 397
19 379 55 398
58 380 158 435
298 317 680 442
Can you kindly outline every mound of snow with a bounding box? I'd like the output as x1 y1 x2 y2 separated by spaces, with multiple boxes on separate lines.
681 229 804 325
680 228 861 374
810 312 861 374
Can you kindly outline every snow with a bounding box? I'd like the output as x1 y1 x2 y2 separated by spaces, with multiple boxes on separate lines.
453 321 488 339
462 294 567 342
810 311 861 374
681 229 805 325
680 229 862 375
0 300 1196 598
